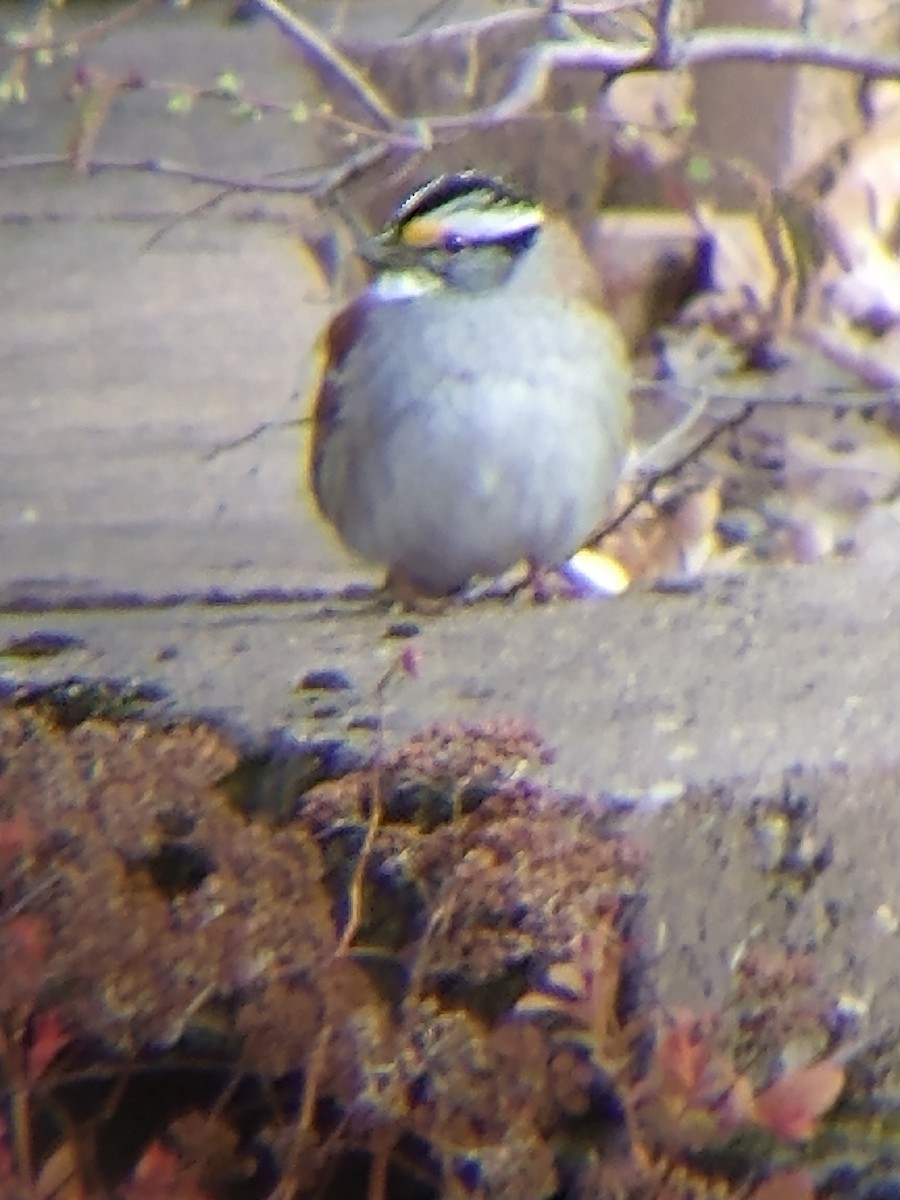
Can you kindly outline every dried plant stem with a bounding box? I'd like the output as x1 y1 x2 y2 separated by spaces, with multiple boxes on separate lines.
9 1086 31 1189
6 0 900 145
0 1026 32 1188
334 768 382 959
0 0 163 61
298 1020 332 1135
0 152 353 194
271 1021 332 1200
280 656 409 1197
249 0 399 133
597 402 756 539
227 0 900 135
5 0 900 217
637 379 900 411
654 0 680 60
366 1132 392 1200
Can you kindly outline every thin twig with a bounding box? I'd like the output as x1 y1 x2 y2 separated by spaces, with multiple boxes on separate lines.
0 0 163 60
201 420 299 462
6 5 900 203
0 1025 32 1189
378 0 657 50
251 0 900 131
654 0 679 61
668 27 900 75
630 390 711 476
390 23 900 128
272 1011 332 1196
366 1132 394 1200
596 402 757 539
142 185 235 251
140 155 331 250
0 152 329 191
334 778 382 959
635 378 900 411
249 0 401 133
0 147 405 197
297 1020 332 1133
402 0 463 39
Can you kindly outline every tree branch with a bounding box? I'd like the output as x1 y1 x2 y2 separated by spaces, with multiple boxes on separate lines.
596 402 757 540
0 147 392 198
472 26 900 125
0 0 164 60
249 0 402 134
667 27 900 75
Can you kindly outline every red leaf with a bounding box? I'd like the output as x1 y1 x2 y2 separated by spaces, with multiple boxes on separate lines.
27 1011 71 1083
5 915 48 966
0 1119 14 1183
0 815 35 866
753 1061 845 1141
656 1011 716 1100
122 1140 210 1200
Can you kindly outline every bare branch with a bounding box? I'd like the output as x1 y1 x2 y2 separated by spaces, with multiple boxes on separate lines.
249 0 402 133
596 402 757 539
636 379 900 411
0 0 163 60
654 0 679 61
393 0 656 48
336 15 900 130
594 373 900 538
477 25 900 125
0 149 391 197
451 38 648 124
140 141 393 248
669 27 900 75
399 3 545 45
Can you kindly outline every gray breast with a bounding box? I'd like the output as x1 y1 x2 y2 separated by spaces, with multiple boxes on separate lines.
318 288 631 593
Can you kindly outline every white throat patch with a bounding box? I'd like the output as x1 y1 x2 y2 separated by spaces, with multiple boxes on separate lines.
370 270 443 300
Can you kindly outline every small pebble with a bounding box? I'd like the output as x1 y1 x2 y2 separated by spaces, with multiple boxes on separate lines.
651 575 705 595
384 620 421 639
0 631 86 659
340 582 380 602
348 714 382 732
297 667 354 692
310 703 344 719
716 508 766 547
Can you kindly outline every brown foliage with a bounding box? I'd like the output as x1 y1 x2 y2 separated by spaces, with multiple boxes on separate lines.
0 691 856 1199
0 696 644 1198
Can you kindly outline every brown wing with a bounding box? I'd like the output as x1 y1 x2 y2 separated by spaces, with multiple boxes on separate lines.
306 293 373 509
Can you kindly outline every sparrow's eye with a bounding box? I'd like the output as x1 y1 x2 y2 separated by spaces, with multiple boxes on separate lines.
443 232 466 253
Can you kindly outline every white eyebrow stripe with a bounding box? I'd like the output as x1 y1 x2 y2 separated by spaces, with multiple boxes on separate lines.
438 206 543 242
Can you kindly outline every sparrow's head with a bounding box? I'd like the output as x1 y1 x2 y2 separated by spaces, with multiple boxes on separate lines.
361 172 545 295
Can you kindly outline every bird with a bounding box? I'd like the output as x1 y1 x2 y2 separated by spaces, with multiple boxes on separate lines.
308 171 632 602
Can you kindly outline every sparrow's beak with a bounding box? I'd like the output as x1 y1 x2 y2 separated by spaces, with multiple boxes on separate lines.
358 230 413 272
358 231 392 263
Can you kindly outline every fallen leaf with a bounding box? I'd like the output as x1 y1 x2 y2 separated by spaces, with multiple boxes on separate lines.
752 1060 845 1141
122 1140 211 1200
27 1011 71 1084
656 1011 717 1101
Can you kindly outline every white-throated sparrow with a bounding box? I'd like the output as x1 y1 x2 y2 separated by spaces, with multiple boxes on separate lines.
309 172 632 599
